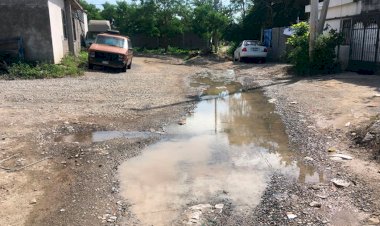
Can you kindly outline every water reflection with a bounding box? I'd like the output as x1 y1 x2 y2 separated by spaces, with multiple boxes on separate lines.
54 131 152 143
119 91 323 226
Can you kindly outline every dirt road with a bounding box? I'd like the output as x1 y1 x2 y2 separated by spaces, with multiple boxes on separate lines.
0 56 379 226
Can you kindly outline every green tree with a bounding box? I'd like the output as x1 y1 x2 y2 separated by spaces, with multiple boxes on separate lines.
192 0 229 52
79 0 102 20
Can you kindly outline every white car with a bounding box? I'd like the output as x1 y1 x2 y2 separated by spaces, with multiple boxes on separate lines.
233 40 268 63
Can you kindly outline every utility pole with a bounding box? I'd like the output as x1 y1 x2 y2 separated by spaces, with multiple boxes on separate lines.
309 0 319 59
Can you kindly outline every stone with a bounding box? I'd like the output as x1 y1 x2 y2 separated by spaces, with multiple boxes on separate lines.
345 122 351 127
215 204 224 209
60 208 66 212
330 154 353 160
268 98 276 103
30 198 37 204
189 204 212 211
286 212 297 220
189 210 202 220
309 201 322 208
304 157 314 161
330 157 343 161
290 101 298 104
363 133 375 142
369 121 380 134
315 194 328 199
368 217 380 225
178 119 186 125
328 147 337 153
331 178 350 188
107 216 117 222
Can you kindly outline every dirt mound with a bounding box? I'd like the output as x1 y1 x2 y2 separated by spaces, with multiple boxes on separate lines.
353 118 380 160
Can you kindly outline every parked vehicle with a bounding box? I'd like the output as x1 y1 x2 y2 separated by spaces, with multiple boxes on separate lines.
88 33 133 72
85 20 111 47
233 40 268 63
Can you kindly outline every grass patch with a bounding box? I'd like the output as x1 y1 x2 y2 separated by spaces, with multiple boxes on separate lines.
2 52 88 79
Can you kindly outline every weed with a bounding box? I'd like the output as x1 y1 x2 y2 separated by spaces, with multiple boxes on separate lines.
3 52 88 80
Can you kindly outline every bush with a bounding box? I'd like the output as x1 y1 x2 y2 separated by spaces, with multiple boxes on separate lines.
286 22 310 75
287 22 344 75
226 42 239 57
311 29 344 74
5 52 87 79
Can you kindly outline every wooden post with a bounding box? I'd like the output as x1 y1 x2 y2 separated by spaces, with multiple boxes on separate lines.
309 0 319 59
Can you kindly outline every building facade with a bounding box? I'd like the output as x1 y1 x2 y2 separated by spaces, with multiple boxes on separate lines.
306 0 380 71
0 0 87 64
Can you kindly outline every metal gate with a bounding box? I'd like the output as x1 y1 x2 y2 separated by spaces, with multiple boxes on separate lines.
349 14 380 71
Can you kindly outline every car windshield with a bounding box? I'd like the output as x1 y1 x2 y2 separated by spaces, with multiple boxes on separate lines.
95 35 124 48
244 41 261 46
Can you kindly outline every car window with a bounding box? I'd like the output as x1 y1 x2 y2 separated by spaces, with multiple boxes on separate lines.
244 40 261 46
95 35 125 48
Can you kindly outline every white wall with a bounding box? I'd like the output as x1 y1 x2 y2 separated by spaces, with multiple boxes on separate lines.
83 13 88 36
48 0 66 64
306 0 362 19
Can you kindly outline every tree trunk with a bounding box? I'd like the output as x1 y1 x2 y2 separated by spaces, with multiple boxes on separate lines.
309 0 319 59
317 0 330 35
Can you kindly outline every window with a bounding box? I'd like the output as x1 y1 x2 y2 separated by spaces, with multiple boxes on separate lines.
342 19 352 45
72 18 77 41
61 9 68 39
95 35 125 48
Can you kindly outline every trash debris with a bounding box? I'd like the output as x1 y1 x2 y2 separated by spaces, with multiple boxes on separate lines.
330 154 353 160
286 212 297 220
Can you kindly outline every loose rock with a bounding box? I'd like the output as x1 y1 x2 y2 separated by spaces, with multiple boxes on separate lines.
30 198 37 205
309 201 321 208
331 178 350 188
368 217 380 225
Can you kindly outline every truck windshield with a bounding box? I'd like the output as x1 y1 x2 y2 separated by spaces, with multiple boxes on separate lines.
95 35 124 48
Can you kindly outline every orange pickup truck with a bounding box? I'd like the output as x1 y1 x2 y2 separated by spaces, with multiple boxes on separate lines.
88 33 133 72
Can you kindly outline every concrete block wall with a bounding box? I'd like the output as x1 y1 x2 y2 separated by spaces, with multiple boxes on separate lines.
0 0 54 62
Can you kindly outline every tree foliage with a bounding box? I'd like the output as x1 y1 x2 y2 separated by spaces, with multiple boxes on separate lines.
79 0 310 52
287 22 344 75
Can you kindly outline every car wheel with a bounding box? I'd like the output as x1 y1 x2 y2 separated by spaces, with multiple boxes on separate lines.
127 61 132 69
88 63 94 70
239 56 244 62
262 58 266 63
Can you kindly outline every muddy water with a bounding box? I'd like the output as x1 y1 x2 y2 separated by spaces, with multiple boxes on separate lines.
54 131 152 143
119 81 322 225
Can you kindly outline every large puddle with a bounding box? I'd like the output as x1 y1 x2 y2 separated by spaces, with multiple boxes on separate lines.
119 72 323 225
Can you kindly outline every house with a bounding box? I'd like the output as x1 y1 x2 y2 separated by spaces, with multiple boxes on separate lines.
0 0 88 64
306 0 380 71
